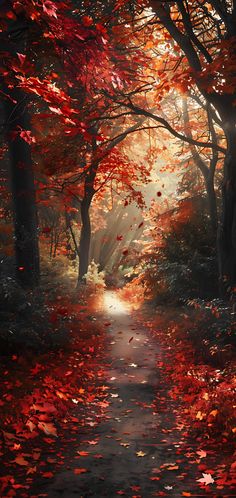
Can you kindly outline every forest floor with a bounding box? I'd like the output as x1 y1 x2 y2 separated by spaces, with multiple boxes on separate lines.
0 290 235 498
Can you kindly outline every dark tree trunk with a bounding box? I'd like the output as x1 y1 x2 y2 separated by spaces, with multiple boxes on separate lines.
182 96 218 233
205 175 218 233
78 198 92 283
65 211 80 258
5 90 40 287
217 125 236 290
0 11 40 288
77 149 99 285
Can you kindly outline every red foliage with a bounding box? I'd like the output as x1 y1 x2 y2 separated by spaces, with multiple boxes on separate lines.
142 308 236 491
0 295 109 496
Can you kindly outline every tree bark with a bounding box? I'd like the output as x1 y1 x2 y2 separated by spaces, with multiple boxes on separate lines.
5 91 40 287
0 10 40 288
65 211 80 258
77 156 98 284
78 197 92 282
218 125 236 290
206 175 218 233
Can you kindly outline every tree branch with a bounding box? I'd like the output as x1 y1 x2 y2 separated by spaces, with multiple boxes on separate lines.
177 0 212 63
182 96 209 178
107 95 226 153
150 1 202 71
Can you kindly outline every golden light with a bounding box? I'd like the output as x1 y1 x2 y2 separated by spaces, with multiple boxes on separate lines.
103 291 129 315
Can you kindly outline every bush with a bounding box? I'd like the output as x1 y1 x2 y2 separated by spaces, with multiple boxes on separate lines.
85 260 106 291
138 203 218 304
0 276 68 355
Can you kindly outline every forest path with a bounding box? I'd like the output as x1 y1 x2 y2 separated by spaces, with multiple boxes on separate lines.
37 291 221 497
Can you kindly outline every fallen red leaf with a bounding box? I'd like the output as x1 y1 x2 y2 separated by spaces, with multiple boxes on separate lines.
42 472 54 478
14 456 29 466
74 468 88 475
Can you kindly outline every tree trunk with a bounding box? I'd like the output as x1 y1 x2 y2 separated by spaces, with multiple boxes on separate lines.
78 198 92 283
205 175 218 232
77 151 99 285
4 89 40 287
0 10 40 288
65 211 80 258
2 85 40 289
218 125 236 290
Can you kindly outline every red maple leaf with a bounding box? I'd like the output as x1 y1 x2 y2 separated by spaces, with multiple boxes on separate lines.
197 473 214 485
42 0 57 18
82 15 93 26
19 130 36 145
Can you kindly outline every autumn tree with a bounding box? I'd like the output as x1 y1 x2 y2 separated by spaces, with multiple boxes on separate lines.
77 117 151 282
144 0 236 289
35 113 150 283
103 0 236 290
27 1 153 284
0 0 134 285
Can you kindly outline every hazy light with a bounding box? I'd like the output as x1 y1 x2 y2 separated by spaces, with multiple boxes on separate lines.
104 291 128 315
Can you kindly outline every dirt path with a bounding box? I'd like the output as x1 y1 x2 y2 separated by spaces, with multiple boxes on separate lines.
36 291 232 497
